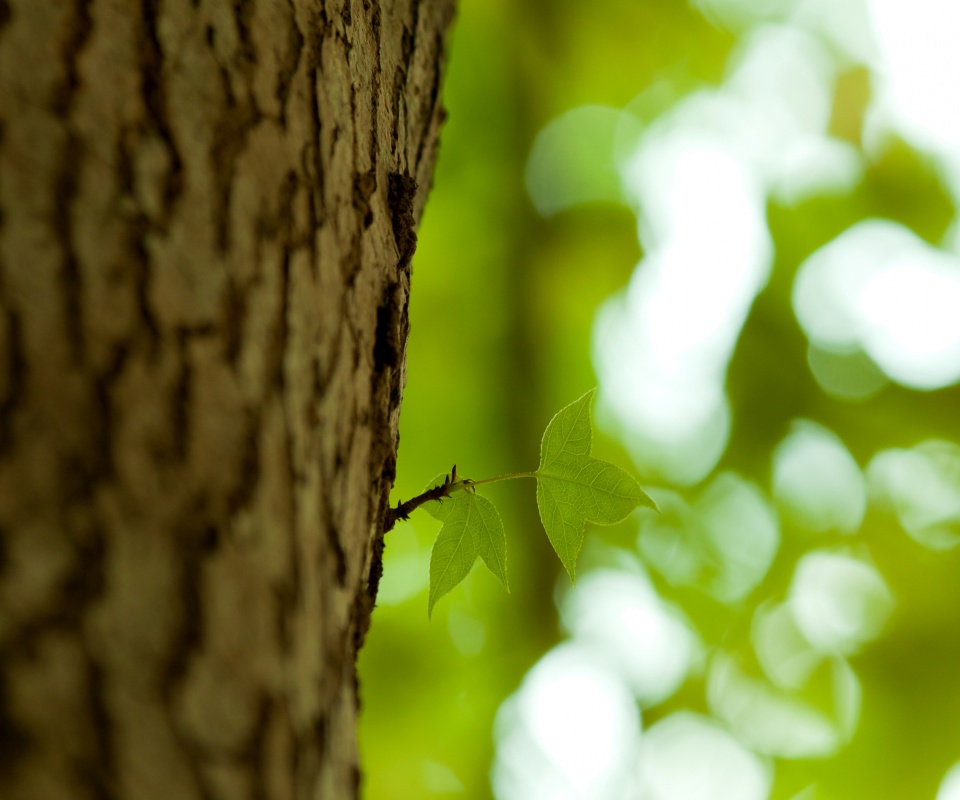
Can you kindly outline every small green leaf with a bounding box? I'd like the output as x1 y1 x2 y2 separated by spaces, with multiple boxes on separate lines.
536 389 657 580
424 474 508 616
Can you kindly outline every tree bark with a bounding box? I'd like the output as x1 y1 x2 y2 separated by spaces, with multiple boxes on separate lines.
0 1 453 798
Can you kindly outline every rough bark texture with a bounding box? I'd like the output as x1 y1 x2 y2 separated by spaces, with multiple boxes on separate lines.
0 1 453 798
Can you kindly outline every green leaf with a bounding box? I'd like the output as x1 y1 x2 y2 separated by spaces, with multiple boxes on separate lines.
424 474 508 616
535 389 658 580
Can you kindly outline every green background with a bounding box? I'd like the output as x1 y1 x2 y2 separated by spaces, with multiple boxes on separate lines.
359 1 960 798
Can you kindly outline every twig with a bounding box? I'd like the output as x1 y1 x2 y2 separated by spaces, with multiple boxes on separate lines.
383 465 460 534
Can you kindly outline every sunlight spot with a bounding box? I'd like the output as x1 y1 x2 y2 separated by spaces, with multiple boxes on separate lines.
806 343 888 401
789 550 894 655
692 0 796 32
794 219 960 390
596 99 771 484
592 319 731 485
708 651 860 758
637 712 771 800
622 127 769 261
752 601 824 690
771 137 863 205
867 441 960 551
492 644 641 800
937 762 960 800
856 255 960 388
525 106 626 217
772 420 866 534
560 568 699 706
790 0 878 64
867 0 960 158
640 474 779 603
593 23 867 487
793 219 907 349
722 25 846 196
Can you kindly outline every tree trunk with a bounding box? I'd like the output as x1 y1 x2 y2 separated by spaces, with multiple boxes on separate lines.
0 1 453 798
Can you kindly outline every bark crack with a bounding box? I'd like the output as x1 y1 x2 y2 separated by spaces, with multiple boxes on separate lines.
139 0 184 224
53 131 85 364
171 329 194 461
211 70 261 255
0 309 24 455
0 0 11 38
276 0 304 128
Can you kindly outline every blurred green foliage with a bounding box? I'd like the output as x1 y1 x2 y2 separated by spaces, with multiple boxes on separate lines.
358 1 960 798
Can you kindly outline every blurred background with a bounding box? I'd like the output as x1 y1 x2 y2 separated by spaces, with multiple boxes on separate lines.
358 0 960 798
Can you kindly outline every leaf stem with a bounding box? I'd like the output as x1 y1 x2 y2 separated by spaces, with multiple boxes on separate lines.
459 471 537 488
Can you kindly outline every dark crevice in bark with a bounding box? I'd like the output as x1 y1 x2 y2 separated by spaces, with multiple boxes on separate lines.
115 123 137 199
362 273 411 643
305 70 326 231
90 341 129 482
222 277 246 367
280 425 299 658
388 171 417 272
210 70 261 255
0 120 4 243
372 283 402 371
168 517 207 692
140 0 184 221
207 0 261 253
280 450 302 655
0 523 106 667
132 248 160 357
319 314 342 406
52 0 93 115
321 480 348 588
247 695 272 800
341 248 360 291
235 0 257 69
161 510 213 795
0 309 24 455
360 520 385 648
405 0 422 77
304 4 328 64
414 32 446 173
115 126 161 355
271 248 291 392
390 66 404 162
82 656 116 800
0 0 11 35
389 1 416 165
276 0 304 128
61 524 107 618
171 330 194 461
54 131 86 365
352 170 376 229
227 411 260 518
0 668 29 781
269 166 304 646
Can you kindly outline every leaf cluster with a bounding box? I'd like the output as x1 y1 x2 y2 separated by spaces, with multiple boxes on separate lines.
413 389 657 615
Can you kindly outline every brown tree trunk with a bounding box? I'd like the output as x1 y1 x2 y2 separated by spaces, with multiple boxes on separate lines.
0 1 453 798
